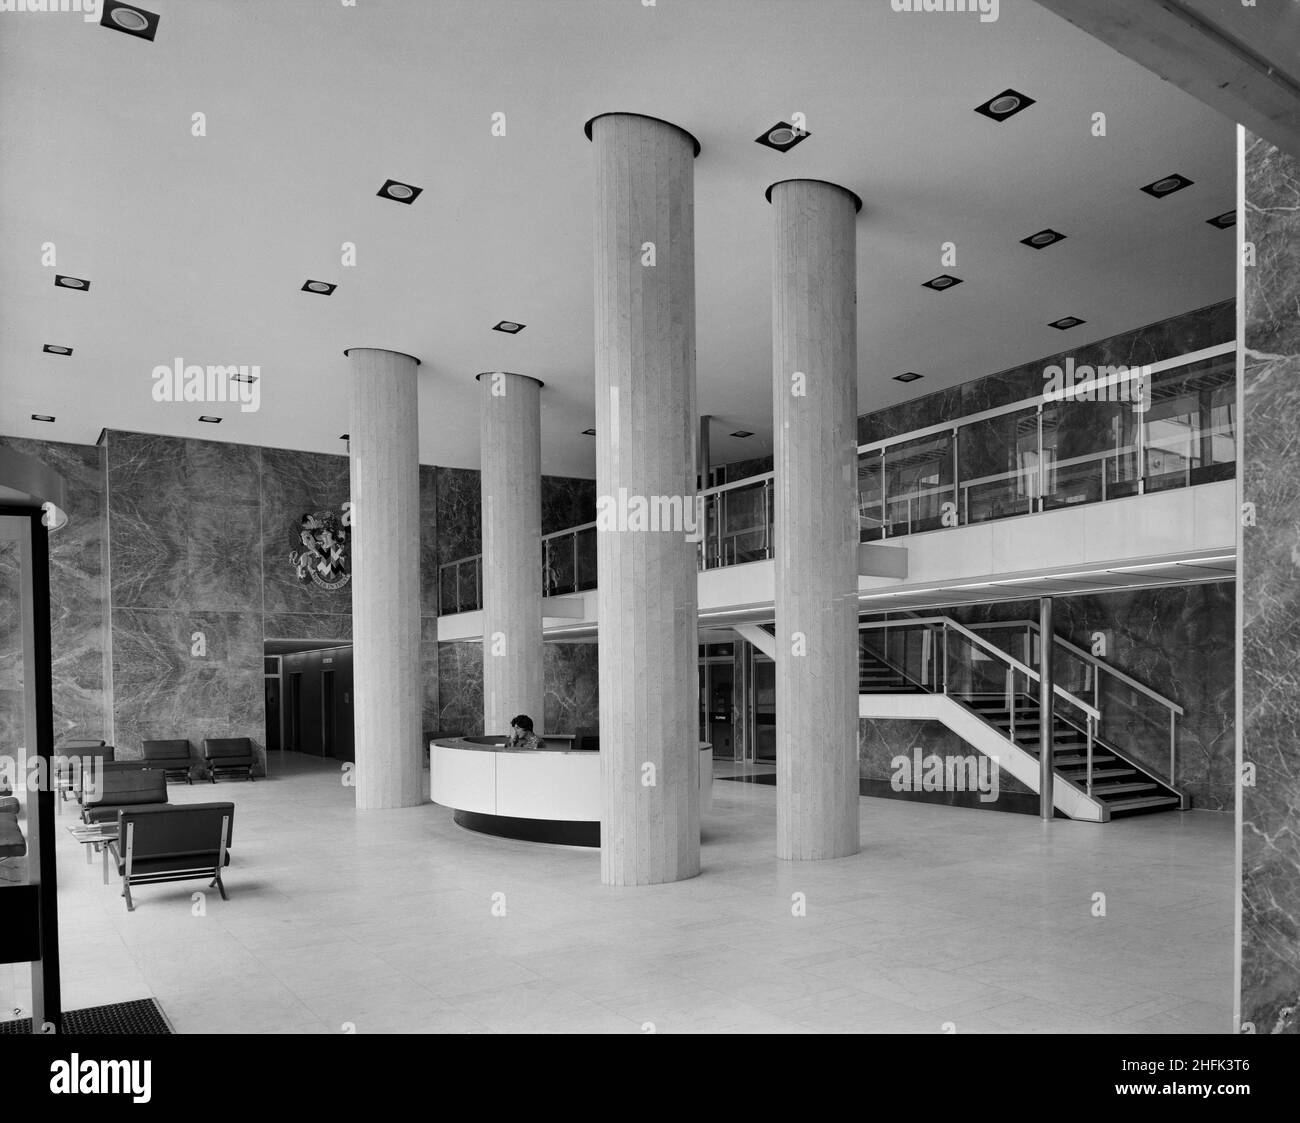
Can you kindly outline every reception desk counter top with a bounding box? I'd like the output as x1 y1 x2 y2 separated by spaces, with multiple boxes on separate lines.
430 737 713 846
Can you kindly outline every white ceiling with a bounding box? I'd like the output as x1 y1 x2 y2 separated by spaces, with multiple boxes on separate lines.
0 0 1236 477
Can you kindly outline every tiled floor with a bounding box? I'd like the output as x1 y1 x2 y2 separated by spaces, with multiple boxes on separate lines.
3 752 1235 1033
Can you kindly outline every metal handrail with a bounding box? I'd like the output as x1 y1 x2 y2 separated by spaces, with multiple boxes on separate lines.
437 341 1236 611
966 620 1184 716
859 616 1101 722
856 341 1235 456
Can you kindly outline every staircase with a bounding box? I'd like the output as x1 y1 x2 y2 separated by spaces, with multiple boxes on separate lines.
960 695 1181 817
858 617 1187 821
859 647 922 694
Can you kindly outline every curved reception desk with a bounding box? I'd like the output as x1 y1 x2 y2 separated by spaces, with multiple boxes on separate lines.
431 736 714 847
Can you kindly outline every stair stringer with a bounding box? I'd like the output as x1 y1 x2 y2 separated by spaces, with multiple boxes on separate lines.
734 623 778 660
859 693 1107 823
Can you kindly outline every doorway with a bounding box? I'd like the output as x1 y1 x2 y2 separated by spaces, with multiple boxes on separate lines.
698 643 736 760
286 672 302 753
321 669 336 758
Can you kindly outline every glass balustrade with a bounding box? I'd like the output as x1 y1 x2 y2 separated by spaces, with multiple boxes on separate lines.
437 345 1235 613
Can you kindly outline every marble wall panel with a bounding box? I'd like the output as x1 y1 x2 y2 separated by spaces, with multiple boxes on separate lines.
544 642 599 733
0 540 21 751
541 476 596 536
436 466 594 566
858 717 1035 801
106 432 262 613
1240 132 1300 1035
0 437 111 745
419 464 439 618
856 301 1234 445
262 612 352 643
437 639 599 738
259 446 353 618
722 455 774 483
435 467 480 569
110 607 264 774
437 641 482 736
420 616 441 737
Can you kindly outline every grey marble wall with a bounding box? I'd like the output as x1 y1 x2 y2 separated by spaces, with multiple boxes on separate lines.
437 639 599 737
858 718 1035 800
105 432 266 772
259 446 353 625
437 641 481 736
0 437 111 748
435 465 596 569
544 642 599 734
712 305 1233 483
1240 132 1300 1035
857 301 1234 445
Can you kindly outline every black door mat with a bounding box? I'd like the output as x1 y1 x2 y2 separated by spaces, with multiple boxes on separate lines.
0 998 172 1034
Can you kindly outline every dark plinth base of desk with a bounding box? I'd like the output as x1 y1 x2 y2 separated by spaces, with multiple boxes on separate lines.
453 809 599 848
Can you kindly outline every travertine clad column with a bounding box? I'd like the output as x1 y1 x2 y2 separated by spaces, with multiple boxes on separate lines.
768 179 862 860
478 371 544 735
345 347 423 809
588 112 701 885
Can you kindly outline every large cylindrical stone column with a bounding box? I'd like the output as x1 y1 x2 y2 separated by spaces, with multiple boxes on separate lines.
345 347 424 809
587 112 701 885
768 178 862 860
478 371 545 736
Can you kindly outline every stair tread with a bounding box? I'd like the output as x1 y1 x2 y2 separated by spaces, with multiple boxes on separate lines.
1093 781 1159 795
1105 795 1180 812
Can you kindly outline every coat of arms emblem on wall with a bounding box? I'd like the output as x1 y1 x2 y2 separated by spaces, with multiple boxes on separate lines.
289 509 351 591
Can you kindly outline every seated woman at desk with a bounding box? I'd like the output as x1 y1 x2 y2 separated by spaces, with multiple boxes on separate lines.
506 714 544 750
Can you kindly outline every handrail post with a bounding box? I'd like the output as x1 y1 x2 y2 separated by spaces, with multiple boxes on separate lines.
1008 667 1016 743
571 531 579 593
1039 596 1054 822
714 492 722 569
880 448 889 539
1169 710 1177 788
764 478 772 560
1086 716 1094 796
942 625 949 694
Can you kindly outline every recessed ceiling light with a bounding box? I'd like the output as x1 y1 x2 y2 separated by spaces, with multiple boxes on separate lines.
54 274 90 291
32 414 55 423
493 321 525 334
302 280 336 295
1206 210 1235 229
1021 228 1066 249
974 89 1035 121
198 415 222 424
755 121 811 152
1140 173 1193 198
893 372 923 383
922 274 963 291
230 371 257 383
378 178 422 204
1049 316 1085 330
101 1 158 40
43 344 73 356
581 428 596 437
731 430 754 438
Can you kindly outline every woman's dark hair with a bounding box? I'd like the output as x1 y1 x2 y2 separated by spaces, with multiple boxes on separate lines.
510 714 534 732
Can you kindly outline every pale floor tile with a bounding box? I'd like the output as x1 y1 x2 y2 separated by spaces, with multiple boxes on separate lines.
27 751 1235 1034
